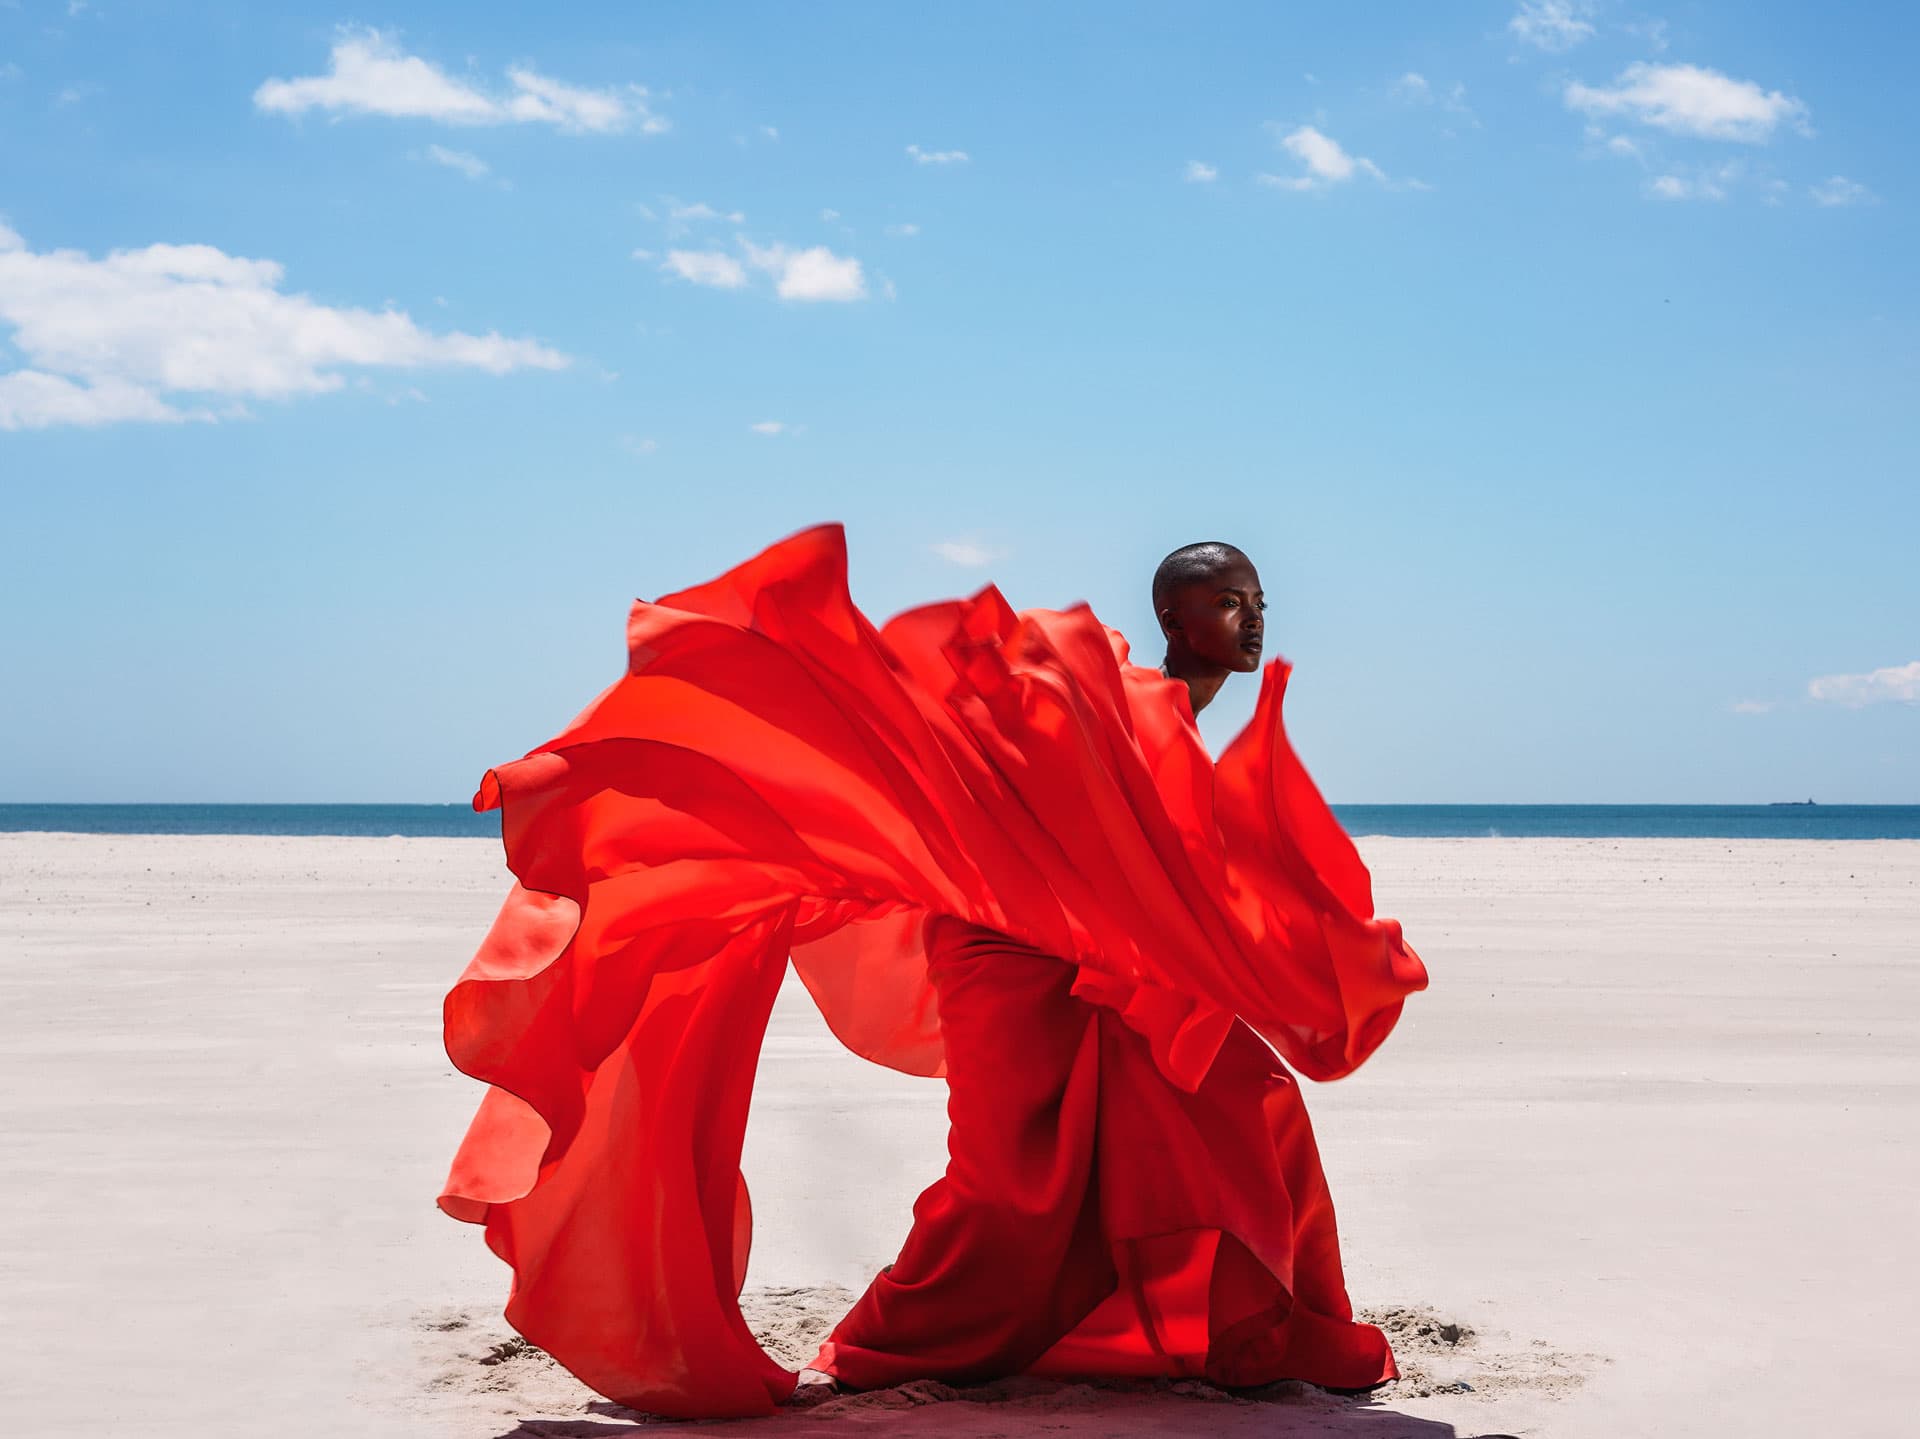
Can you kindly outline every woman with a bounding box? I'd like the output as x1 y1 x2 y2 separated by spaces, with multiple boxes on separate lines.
438 524 1427 1417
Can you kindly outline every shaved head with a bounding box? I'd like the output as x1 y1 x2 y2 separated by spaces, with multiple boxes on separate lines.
1152 541 1266 703
1152 541 1248 616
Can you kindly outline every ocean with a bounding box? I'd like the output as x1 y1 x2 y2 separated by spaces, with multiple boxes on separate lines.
2 803 1918 840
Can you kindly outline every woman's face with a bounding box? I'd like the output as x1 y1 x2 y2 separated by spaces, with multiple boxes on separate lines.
1162 555 1266 672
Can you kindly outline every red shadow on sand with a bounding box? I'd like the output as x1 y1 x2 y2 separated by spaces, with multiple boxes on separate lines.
483 1388 1509 1437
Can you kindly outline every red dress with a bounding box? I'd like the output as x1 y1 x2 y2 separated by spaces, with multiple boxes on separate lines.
438 525 1428 1418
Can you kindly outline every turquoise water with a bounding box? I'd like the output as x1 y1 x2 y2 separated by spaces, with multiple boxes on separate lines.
2 803 1918 840
1330 804 1920 840
0 803 502 838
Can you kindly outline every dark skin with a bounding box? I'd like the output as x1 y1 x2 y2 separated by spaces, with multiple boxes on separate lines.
1157 554 1266 716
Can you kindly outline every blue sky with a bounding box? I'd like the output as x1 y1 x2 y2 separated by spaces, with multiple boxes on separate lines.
2 1 1914 802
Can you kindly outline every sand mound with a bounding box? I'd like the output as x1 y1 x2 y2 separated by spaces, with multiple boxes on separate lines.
415 1287 1598 1433
1360 1303 1603 1402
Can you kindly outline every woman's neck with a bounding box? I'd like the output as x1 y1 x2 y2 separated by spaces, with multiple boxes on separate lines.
1160 655 1229 716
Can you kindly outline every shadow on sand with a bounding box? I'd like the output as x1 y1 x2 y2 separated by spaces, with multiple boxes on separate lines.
486 1382 1515 1438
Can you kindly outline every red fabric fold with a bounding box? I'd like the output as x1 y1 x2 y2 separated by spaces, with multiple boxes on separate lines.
816 919 1396 1392
439 523 1426 1417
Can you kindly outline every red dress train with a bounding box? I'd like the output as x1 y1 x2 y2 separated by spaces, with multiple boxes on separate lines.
437 524 1427 1418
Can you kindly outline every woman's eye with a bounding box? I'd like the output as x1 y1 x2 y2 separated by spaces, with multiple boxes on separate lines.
1221 597 1238 608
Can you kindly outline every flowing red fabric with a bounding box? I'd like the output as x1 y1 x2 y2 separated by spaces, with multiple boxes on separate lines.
439 524 1427 1418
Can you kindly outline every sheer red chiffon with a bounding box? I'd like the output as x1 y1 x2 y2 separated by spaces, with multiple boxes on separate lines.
438 524 1427 1417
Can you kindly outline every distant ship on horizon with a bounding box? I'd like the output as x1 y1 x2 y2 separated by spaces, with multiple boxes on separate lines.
1768 798 1818 806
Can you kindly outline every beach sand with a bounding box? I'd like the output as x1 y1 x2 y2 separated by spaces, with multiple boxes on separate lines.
2 833 1913 1437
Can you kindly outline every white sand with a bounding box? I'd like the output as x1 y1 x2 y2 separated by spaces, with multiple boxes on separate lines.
2 833 1913 1437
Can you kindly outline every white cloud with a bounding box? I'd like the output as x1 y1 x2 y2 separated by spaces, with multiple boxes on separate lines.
666 198 745 227
906 143 969 166
0 220 567 430
0 370 188 428
255 30 497 124
760 125 779 141
619 434 657 456
884 222 920 237
931 539 1001 567
661 249 748 289
1605 133 1643 161
652 233 869 303
254 27 663 135
0 62 22 83
504 65 654 134
1260 125 1390 191
1396 73 1477 130
1729 699 1776 715
741 240 867 302
1183 160 1218 183
1565 62 1810 143
424 143 489 180
1287 125 1375 181
1509 0 1595 53
820 208 840 222
1623 18 1671 53
1645 160 1744 202
1808 661 1920 708
749 420 788 436
1811 175 1876 207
